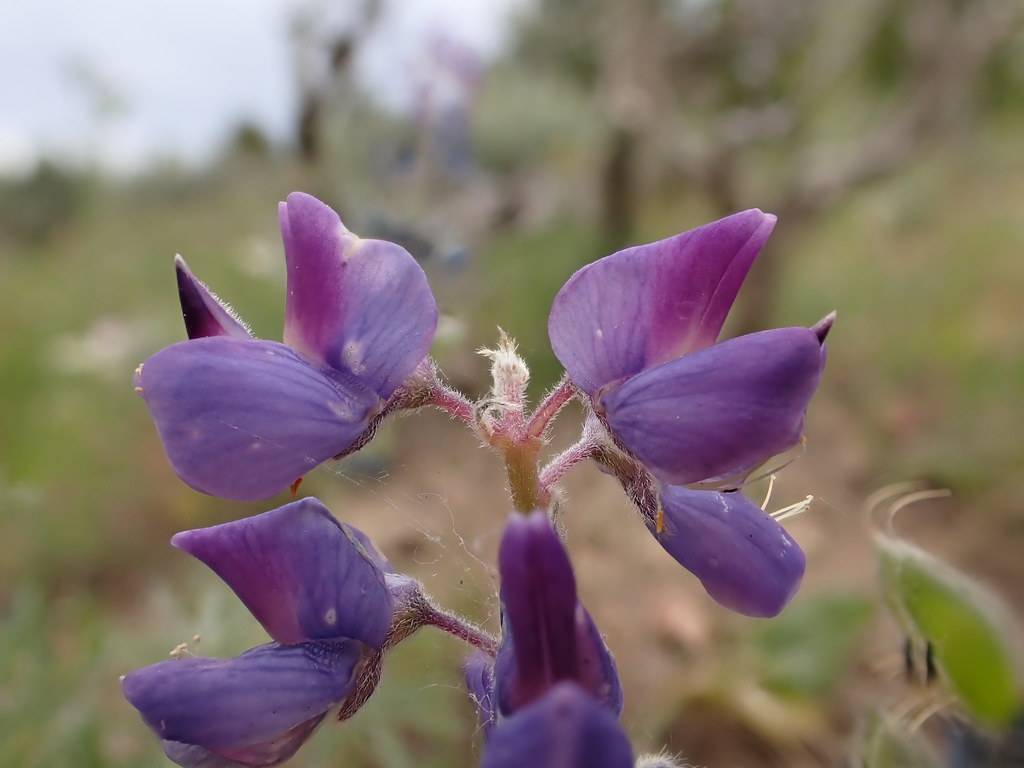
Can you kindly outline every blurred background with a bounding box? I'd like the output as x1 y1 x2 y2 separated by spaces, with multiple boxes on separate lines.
1 0 1023 765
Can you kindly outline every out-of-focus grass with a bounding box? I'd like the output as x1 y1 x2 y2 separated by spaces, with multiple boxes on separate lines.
0 574 479 768
1 118 1022 765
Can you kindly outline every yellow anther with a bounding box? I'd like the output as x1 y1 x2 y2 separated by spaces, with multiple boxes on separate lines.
655 505 665 535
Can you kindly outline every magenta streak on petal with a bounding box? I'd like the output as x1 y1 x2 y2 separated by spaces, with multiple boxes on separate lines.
279 192 438 399
548 209 776 394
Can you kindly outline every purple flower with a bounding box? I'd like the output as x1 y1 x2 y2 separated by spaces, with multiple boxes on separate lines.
653 486 806 617
122 498 395 767
549 209 829 487
481 683 634 768
491 510 622 718
548 210 830 616
135 192 438 500
464 651 497 737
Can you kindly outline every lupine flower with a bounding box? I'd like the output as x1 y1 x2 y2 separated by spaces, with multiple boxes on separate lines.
547 210 829 617
465 511 621 746
122 498 397 767
135 192 438 500
492 509 622 717
481 682 634 768
653 486 805 617
466 512 630 766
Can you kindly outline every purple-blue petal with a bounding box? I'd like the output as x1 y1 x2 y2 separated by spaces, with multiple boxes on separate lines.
575 607 623 715
171 498 393 647
495 511 621 716
481 683 634 768
600 326 826 486
174 255 252 341
279 192 438 398
549 209 776 394
464 652 497 737
122 640 362 763
496 511 580 713
160 741 250 768
655 486 806 617
135 337 381 501
160 715 322 768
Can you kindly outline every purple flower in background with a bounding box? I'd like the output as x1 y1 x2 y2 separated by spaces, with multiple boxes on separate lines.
135 192 438 500
548 210 830 616
464 510 621 735
481 682 634 768
122 498 395 767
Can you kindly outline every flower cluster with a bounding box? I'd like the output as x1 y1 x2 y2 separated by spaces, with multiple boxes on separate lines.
125 192 831 765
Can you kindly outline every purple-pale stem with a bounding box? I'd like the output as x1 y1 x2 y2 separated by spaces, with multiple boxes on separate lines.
423 605 499 657
526 375 577 438
426 384 477 428
539 436 600 491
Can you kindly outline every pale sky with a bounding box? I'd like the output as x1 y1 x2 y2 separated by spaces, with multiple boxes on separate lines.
0 0 528 175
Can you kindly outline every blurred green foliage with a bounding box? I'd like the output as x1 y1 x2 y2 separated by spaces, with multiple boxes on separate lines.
878 535 1023 728
749 593 874 699
858 711 937 768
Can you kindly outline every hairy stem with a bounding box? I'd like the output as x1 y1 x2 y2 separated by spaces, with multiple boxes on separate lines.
426 384 477 428
539 436 600 490
526 375 577 438
423 605 500 657
591 446 660 528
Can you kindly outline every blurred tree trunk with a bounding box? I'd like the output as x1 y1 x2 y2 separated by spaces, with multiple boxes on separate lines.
599 124 638 255
290 0 377 164
595 0 671 254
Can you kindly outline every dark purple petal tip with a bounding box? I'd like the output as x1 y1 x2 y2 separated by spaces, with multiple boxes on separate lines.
496 511 578 712
174 255 252 341
122 640 362 766
136 337 380 500
171 498 393 647
601 326 826 486
495 511 621 715
549 209 776 394
811 310 836 343
654 486 806 617
279 192 439 398
482 683 634 768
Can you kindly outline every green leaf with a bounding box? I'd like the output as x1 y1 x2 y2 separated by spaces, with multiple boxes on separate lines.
750 592 874 698
877 535 1023 728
